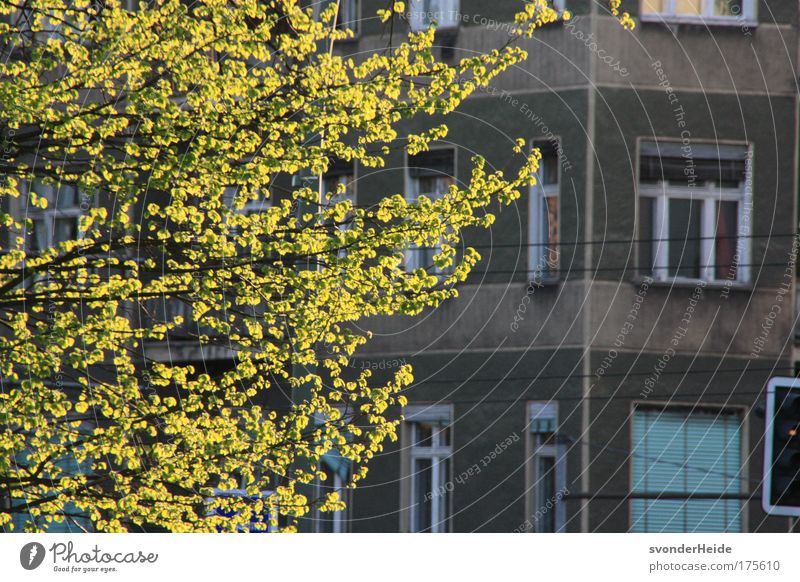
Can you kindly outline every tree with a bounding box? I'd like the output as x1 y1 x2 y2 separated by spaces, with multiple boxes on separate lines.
0 0 632 532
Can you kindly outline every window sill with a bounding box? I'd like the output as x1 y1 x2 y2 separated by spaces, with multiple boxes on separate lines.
527 275 561 289
639 14 757 29
631 275 752 292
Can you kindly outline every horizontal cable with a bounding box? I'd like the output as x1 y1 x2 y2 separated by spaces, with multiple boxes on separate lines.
404 366 795 386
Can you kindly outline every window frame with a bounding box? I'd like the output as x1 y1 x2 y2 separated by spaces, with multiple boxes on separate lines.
636 139 753 285
320 160 356 262
401 404 453 533
528 139 561 282
404 146 457 275
525 401 566 533
313 0 361 38
408 0 461 33
314 460 351 533
18 178 92 253
312 406 353 533
628 401 748 533
639 0 757 27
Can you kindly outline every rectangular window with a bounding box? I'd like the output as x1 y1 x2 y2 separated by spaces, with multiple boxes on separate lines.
405 148 455 274
315 452 351 533
314 0 360 36
529 141 560 281
630 406 743 532
323 160 356 260
641 0 755 24
404 405 452 533
527 402 565 532
9 416 94 533
637 141 751 283
408 0 460 32
21 179 85 252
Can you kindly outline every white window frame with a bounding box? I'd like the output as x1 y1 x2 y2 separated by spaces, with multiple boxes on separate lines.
637 141 752 284
526 401 566 533
408 0 460 33
640 0 757 26
403 404 453 533
404 147 456 275
528 140 561 281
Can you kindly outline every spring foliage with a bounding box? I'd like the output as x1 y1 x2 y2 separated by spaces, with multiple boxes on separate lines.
0 0 631 531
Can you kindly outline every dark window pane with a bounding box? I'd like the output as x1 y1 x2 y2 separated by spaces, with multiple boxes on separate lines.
715 201 739 280
438 425 450 447
54 218 77 245
317 471 335 533
413 458 433 533
540 152 558 186
408 149 455 178
413 423 433 448
668 198 702 278
31 218 46 251
532 141 559 186
536 456 556 533
639 197 654 274
437 458 449 530
417 175 452 198
57 185 78 209
640 155 744 187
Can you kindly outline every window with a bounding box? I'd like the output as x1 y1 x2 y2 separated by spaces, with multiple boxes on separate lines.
526 402 565 532
21 179 85 252
10 454 94 533
322 160 356 260
408 0 460 32
529 141 560 280
546 0 567 12
315 452 351 533
405 148 455 274
403 405 452 533
314 0 360 36
641 0 756 24
1 5 34 46
312 407 352 533
224 185 270 218
630 406 743 532
637 141 751 283
9 422 94 533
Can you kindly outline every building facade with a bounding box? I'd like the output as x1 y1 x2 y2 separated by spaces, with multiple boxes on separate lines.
316 0 800 533
3 0 798 534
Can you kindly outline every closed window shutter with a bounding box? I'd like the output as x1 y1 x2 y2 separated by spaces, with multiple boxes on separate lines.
631 407 742 532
